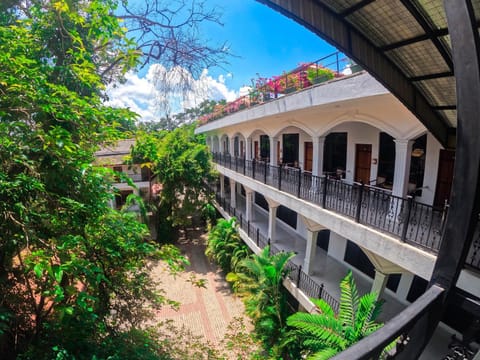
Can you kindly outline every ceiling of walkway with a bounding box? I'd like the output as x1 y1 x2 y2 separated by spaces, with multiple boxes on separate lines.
256 0 480 147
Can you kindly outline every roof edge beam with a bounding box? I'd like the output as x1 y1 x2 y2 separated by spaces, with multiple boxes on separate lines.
339 0 375 17
410 71 453 81
380 29 449 52
255 0 450 147
432 105 456 110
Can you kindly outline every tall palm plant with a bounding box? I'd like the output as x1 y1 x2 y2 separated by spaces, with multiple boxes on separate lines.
227 246 295 347
286 271 392 360
205 217 248 273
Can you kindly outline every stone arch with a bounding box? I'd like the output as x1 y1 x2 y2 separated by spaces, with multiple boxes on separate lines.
320 112 404 139
231 131 247 157
211 135 220 153
272 119 315 138
219 133 229 154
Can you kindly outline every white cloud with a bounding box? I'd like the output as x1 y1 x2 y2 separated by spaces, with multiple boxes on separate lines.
105 71 158 123
105 65 240 122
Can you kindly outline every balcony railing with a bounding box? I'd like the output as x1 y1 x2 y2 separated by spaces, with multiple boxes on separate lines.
214 153 450 252
210 166 463 359
213 153 480 271
214 192 340 313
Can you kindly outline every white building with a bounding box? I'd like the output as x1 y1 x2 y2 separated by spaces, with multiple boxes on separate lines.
196 69 479 353
94 139 151 209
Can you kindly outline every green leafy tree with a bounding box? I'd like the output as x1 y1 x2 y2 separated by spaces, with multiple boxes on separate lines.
131 124 215 242
286 271 392 360
137 100 224 131
227 246 295 351
0 1 199 358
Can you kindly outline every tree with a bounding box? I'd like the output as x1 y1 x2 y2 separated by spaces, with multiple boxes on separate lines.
226 247 295 351
285 271 392 360
2 0 230 111
131 124 215 242
117 0 229 78
137 99 224 131
0 1 191 358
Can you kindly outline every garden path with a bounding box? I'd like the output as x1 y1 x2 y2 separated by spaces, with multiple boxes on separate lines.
149 227 252 348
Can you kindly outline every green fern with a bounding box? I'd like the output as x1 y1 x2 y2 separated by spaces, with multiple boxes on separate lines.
285 270 389 360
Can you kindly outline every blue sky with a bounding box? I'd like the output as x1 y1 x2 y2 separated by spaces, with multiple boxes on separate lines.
107 0 342 121
203 0 338 90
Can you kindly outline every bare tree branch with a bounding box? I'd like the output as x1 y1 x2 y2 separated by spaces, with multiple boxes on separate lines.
117 0 230 77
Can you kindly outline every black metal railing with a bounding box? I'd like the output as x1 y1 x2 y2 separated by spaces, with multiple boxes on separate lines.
213 152 448 255
213 153 480 269
214 192 340 312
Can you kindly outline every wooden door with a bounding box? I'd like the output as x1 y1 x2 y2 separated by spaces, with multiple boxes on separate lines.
304 142 313 172
254 141 259 159
355 144 372 183
434 149 455 207
240 140 244 157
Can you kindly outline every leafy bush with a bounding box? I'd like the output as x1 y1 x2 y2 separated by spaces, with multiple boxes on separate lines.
306 67 335 84
205 217 250 273
227 246 295 352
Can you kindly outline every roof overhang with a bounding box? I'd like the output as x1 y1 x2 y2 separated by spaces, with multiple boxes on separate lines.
255 0 474 148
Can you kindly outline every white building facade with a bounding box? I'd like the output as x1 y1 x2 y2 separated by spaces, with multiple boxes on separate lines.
196 72 479 324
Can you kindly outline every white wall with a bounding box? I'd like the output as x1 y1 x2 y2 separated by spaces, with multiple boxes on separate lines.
329 122 380 184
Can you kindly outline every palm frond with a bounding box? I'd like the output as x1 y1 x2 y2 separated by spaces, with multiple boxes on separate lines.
354 292 379 338
287 312 346 349
307 346 339 360
311 298 335 317
338 270 359 329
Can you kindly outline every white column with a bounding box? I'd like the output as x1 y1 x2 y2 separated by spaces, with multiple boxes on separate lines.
245 187 254 222
327 231 347 261
219 174 225 198
246 137 252 160
396 272 415 301
268 205 278 243
312 136 326 177
265 197 280 243
304 230 318 275
229 178 236 208
392 139 414 197
229 137 235 156
270 136 278 166
371 270 389 300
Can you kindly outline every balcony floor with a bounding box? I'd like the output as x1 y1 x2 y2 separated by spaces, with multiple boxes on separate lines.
222 192 459 359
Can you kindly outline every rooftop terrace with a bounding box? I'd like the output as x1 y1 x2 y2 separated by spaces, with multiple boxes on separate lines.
197 52 363 125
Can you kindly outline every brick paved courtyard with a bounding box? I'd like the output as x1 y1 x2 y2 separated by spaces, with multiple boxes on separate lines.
150 229 252 347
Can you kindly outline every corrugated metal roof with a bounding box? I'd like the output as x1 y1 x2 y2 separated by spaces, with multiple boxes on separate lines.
328 0 458 127
256 0 479 145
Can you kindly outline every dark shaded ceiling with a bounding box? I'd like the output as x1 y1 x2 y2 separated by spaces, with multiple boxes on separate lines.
256 0 480 147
